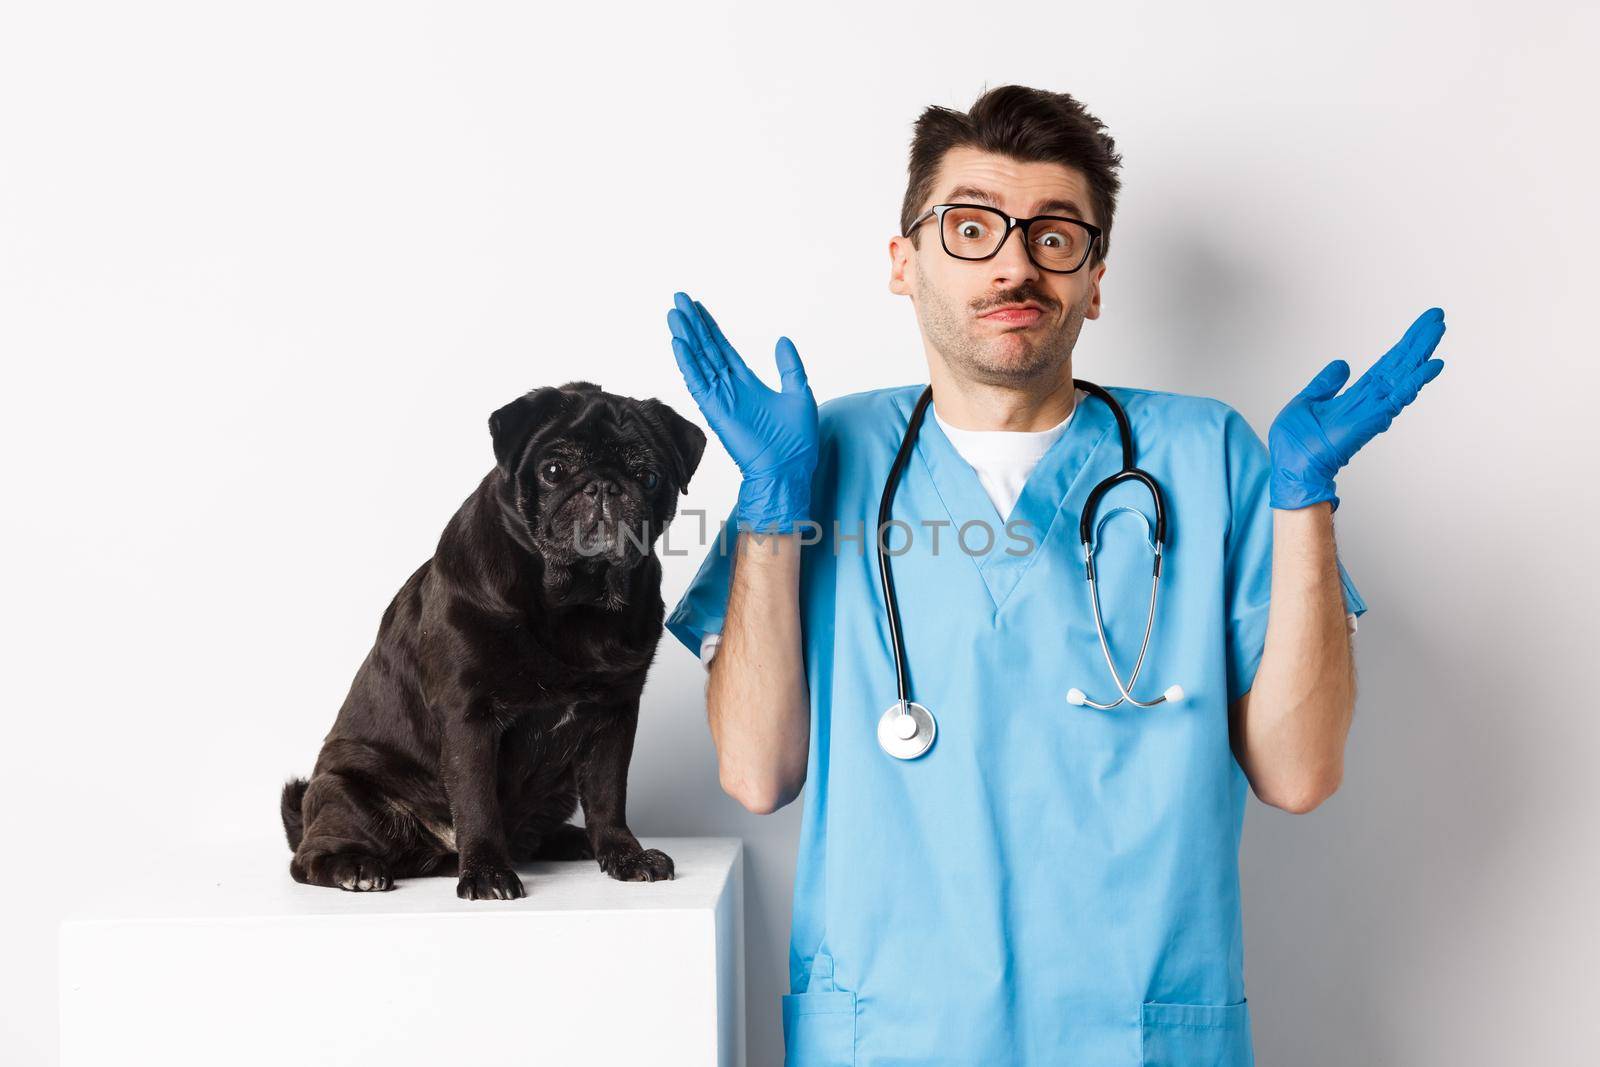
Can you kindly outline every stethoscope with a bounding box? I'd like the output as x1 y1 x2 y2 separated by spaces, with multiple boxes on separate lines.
876 380 1186 761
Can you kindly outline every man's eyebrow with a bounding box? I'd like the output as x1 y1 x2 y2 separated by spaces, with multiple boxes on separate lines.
943 184 1087 220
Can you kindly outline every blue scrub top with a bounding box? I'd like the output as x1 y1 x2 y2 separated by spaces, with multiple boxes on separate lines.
668 384 1367 1067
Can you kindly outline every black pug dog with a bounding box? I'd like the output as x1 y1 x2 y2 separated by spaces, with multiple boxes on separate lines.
280 380 705 899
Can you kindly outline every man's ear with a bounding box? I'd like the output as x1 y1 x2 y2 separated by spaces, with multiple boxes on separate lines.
488 386 568 476
641 398 707 494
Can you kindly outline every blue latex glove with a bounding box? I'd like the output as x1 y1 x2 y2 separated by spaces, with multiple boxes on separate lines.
666 290 819 534
1268 307 1447 511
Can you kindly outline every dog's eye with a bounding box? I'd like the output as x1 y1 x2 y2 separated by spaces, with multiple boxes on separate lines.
541 461 566 482
640 470 659 490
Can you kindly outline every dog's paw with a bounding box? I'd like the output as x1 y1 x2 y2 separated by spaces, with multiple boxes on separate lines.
327 854 393 892
457 862 526 901
597 845 675 882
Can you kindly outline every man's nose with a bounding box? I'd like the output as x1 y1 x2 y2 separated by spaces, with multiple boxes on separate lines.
988 225 1042 281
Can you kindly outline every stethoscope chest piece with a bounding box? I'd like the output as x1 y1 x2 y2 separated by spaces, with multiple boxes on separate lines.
878 700 936 760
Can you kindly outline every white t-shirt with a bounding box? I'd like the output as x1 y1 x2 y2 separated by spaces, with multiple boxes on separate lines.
929 390 1084 520
698 388 1355 667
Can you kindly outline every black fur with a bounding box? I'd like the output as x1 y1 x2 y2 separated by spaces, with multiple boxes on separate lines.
281 381 706 899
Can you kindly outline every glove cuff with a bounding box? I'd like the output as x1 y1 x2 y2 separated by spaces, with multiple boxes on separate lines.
735 459 817 535
1270 476 1341 513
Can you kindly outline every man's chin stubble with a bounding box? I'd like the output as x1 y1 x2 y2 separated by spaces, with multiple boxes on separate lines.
952 327 1070 386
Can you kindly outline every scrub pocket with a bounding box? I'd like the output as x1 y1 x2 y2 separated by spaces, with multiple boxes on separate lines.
1140 999 1253 1067
782 952 856 1067
780 990 855 1066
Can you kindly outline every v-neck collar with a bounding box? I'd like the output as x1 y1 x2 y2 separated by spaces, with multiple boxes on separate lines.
890 383 1120 613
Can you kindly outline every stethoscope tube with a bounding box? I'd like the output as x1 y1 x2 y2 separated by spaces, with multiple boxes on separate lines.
877 385 935 714
1067 382 1182 710
876 380 1184 760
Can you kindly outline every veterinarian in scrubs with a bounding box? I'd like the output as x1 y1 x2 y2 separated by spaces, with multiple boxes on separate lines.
662 88 1444 1067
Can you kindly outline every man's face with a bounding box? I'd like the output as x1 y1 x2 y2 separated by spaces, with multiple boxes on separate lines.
889 146 1106 388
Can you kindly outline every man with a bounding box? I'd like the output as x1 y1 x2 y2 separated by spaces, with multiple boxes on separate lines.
664 84 1444 1066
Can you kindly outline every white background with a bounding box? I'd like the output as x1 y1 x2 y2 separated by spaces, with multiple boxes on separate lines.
3 1 1596 1063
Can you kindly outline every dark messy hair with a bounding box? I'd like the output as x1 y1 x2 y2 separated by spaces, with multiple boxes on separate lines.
899 84 1124 267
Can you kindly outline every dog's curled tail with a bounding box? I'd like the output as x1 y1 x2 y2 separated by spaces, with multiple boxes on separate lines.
280 777 310 851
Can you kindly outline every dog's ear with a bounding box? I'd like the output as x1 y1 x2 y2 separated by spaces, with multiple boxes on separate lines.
488 386 568 476
641 398 707 494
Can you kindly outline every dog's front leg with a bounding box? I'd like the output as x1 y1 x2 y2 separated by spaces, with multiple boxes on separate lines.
576 700 675 882
441 707 525 900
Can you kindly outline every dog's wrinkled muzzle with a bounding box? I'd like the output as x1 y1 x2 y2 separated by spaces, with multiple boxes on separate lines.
573 519 648 563
564 489 650 563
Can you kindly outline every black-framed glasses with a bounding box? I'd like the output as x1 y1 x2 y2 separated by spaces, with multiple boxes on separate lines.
904 203 1102 274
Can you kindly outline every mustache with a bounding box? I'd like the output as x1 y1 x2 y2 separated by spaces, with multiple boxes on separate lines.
974 293 1056 314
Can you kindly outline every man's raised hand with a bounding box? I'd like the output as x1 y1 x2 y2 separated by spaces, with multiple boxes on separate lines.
667 291 819 533
1268 307 1447 511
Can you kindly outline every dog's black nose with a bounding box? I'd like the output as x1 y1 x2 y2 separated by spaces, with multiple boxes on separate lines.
582 478 621 497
